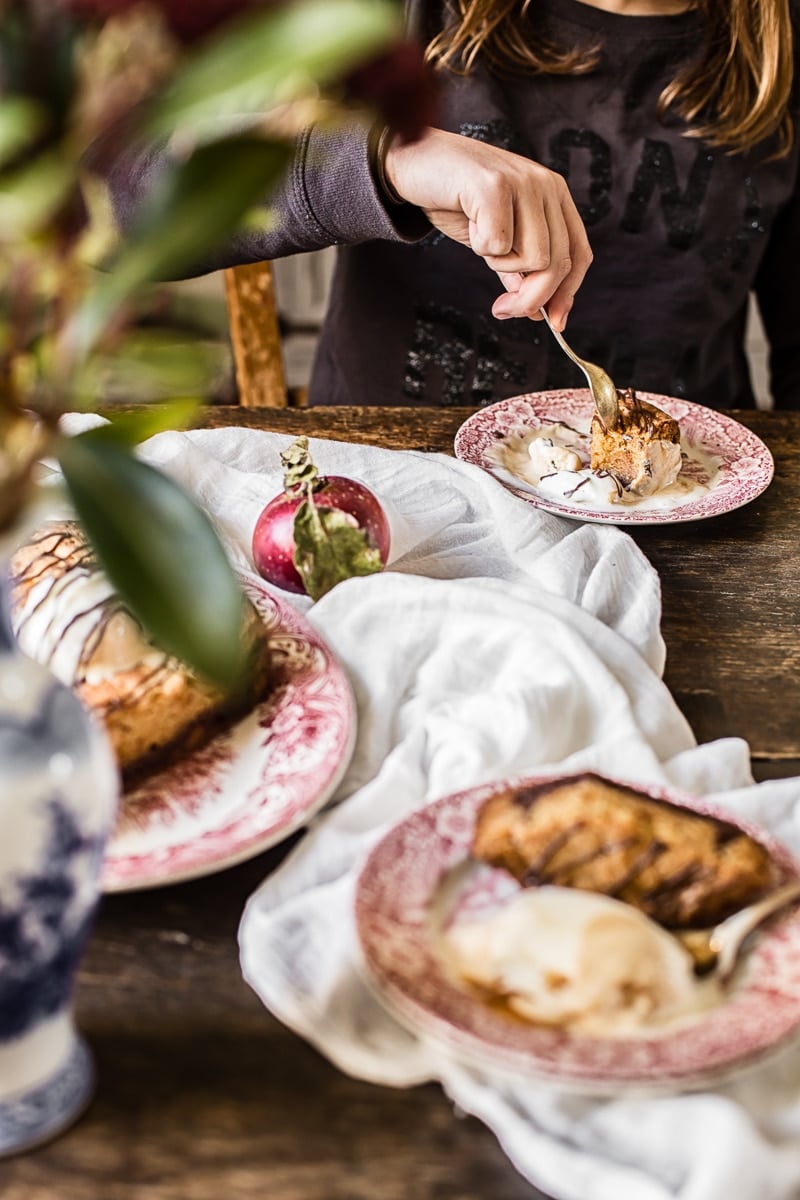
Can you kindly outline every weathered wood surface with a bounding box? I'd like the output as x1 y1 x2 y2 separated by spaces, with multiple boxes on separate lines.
3 840 545 1200
4 404 798 1199
176 404 800 766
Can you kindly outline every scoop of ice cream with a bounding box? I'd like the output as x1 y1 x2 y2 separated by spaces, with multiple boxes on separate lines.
526 430 583 479
486 423 584 488
444 886 720 1035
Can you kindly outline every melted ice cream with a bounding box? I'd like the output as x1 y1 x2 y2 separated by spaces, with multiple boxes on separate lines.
487 421 719 513
615 437 683 498
444 886 721 1036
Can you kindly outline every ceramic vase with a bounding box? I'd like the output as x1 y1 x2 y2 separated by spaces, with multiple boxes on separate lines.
0 563 118 1156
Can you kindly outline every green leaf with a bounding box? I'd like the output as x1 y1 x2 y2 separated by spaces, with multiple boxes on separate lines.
293 497 384 602
149 0 402 139
57 435 246 689
75 400 201 449
0 97 46 170
63 137 291 362
73 328 221 406
0 150 74 239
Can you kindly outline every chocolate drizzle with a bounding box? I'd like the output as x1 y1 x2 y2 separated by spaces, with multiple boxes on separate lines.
562 477 592 500
519 824 586 885
611 388 679 441
9 520 170 687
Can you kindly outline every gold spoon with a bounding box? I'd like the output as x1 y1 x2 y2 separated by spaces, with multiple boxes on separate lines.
678 879 800 981
539 308 620 430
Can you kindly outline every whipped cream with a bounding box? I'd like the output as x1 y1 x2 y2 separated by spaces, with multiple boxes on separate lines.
444 886 721 1036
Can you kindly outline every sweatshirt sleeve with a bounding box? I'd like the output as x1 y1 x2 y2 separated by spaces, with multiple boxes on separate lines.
103 115 431 276
754 166 800 410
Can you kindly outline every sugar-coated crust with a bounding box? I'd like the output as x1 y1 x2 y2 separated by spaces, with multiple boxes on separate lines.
10 520 271 787
472 772 780 929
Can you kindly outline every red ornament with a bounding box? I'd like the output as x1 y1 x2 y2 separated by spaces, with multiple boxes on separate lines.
252 438 390 599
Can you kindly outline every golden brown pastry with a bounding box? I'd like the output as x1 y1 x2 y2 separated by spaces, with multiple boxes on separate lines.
471 773 780 929
9 520 271 787
590 388 682 497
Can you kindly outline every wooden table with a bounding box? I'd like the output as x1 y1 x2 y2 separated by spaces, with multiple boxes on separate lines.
5 406 799 1200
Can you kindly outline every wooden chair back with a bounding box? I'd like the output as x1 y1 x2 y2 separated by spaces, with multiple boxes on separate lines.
223 261 289 407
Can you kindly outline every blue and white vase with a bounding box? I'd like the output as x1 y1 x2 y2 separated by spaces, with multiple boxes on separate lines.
0 562 118 1156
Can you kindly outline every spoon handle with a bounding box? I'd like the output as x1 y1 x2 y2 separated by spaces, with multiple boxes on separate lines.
713 879 800 981
539 309 620 429
539 308 587 374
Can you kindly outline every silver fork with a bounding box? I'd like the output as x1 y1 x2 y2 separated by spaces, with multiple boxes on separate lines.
540 308 620 430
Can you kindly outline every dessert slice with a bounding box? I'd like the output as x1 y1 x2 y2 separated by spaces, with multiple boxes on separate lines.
9 520 272 787
590 388 682 497
471 773 780 929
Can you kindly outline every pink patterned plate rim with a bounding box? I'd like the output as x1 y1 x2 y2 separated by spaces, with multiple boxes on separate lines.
454 390 774 525
102 574 356 892
355 771 800 1094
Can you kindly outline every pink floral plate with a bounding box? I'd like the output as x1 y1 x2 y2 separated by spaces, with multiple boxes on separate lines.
454 389 774 525
102 574 356 891
355 772 800 1093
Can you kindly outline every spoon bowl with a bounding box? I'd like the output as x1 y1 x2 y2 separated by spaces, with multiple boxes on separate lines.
678 879 800 981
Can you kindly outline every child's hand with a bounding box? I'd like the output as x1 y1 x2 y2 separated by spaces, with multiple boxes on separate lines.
384 126 592 331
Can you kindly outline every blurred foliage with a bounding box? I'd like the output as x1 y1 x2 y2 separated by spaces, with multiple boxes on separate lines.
0 0 423 687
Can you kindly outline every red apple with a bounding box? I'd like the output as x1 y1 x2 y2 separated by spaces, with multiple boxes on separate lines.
252 438 390 600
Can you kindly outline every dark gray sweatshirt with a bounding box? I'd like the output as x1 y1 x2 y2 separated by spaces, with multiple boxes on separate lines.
108 0 800 410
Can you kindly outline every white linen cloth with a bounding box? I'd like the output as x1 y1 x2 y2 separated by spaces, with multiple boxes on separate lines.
63 420 800 1200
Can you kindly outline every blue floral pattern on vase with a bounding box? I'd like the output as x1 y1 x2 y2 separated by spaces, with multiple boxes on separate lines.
0 565 118 1156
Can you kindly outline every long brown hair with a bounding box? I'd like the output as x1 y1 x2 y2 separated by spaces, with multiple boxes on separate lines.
426 0 795 155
